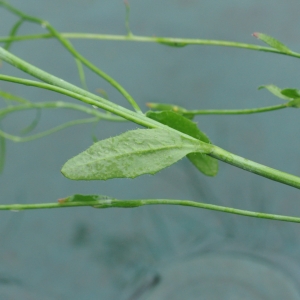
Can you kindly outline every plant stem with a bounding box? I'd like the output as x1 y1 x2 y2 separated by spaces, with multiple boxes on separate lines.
2 33 300 59
1 47 300 190
0 117 99 142
180 104 288 115
0 101 125 121
210 145 300 189
0 1 142 113
1 198 300 224
147 102 288 115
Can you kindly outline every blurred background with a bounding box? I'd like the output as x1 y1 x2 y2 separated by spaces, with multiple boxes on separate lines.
1 0 300 299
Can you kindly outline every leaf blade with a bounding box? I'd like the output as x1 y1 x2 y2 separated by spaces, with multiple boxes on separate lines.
252 32 291 53
61 128 205 180
258 85 291 101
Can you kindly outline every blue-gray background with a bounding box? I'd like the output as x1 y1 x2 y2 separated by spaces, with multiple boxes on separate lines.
1 0 300 299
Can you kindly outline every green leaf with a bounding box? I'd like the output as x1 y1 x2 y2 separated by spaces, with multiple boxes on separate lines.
252 32 291 53
58 194 142 208
258 85 291 101
280 88 300 99
61 128 205 180
157 40 188 48
146 111 218 176
58 194 114 203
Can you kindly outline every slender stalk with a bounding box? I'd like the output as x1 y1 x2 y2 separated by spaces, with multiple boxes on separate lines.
0 101 125 121
147 102 288 115
0 1 142 113
180 104 288 115
0 117 99 142
3 18 24 50
2 33 300 59
1 198 300 224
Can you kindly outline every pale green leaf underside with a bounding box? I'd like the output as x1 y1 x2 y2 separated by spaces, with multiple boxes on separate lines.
253 32 291 53
258 84 290 100
61 128 204 180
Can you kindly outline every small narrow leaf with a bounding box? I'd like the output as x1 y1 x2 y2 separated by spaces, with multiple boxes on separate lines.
252 32 291 53
157 40 188 48
61 128 205 180
58 194 114 203
58 194 141 208
0 90 29 104
258 85 291 101
146 111 218 176
280 88 300 99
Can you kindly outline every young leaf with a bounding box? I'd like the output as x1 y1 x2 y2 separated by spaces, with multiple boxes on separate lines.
61 128 205 180
158 40 188 48
258 85 291 101
280 88 300 99
58 194 141 208
252 32 291 53
58 194 114 203
146 111 218 176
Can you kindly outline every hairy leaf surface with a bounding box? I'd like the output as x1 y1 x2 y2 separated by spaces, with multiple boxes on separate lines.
146 111 218 176
61 128 204 180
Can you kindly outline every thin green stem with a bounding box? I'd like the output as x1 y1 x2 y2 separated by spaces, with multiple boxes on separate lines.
0 101 125 121
0 117 99 142
0 1 142 113
3 18 24 50
0 198 300 224
181 104 288 115
147 102 288 115
1 33 300 59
